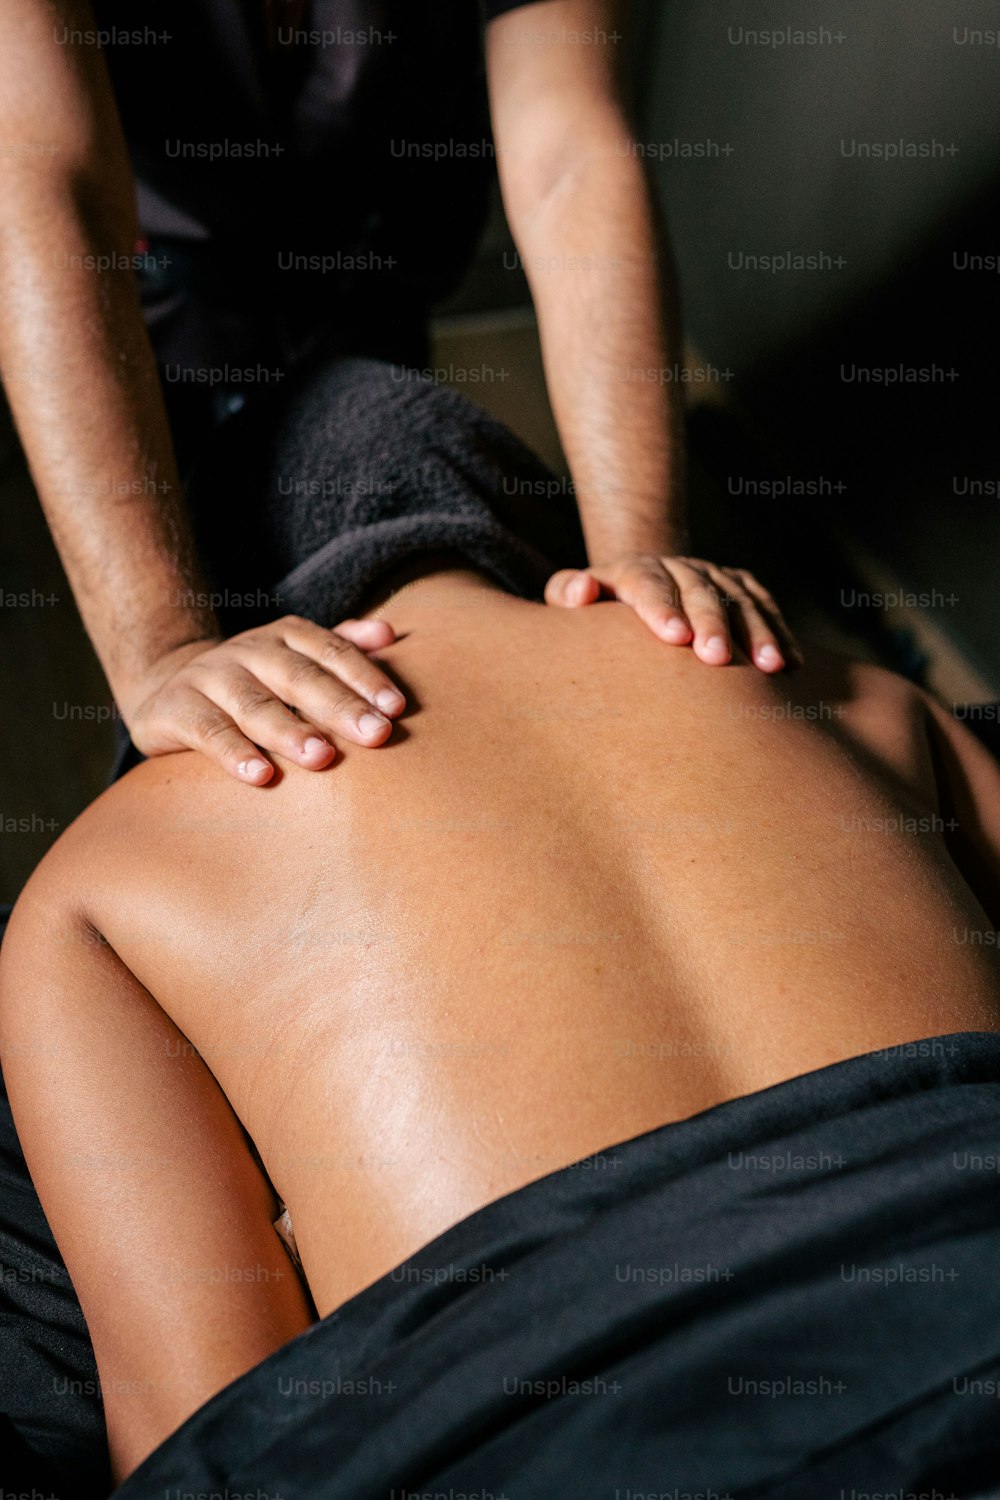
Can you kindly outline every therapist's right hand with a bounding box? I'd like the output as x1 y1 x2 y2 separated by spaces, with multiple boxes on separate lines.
122 615 406 784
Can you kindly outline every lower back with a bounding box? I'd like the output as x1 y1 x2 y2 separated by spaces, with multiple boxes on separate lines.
83 584 1000 1311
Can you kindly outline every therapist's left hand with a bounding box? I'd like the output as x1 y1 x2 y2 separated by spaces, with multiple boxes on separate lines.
545 554 802 673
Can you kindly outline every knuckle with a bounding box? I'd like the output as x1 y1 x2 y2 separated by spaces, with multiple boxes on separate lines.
644 583 678 610
182 653 216 683
232 685 277 718
192 712 238 748
285 655 321 690
686 582 721 610
327 688 364 720
155 682 202 723
319 634 354 668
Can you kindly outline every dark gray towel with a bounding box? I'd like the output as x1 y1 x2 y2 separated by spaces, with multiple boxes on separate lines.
186 356 585 630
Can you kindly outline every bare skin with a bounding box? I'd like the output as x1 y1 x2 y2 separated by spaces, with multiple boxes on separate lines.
0 0 789 792
3 570 1000 1479
490 0 695 620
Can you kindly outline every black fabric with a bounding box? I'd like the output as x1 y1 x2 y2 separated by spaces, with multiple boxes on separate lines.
183 353 585 635
957 705 1000 763
484 0 568 16
157 297 431 478
87 0 538 368
109 1032 1000 1498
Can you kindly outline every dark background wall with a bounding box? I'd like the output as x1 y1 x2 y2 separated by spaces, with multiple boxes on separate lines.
632 0 1000 685
638 0 1000 368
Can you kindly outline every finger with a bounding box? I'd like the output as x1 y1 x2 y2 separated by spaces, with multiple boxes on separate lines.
256 647 395 746
609 561 693 645
332 617 397 650
279 617 406 717
166 689 275 785
210 668 338 767
709 568 785 673
665 560 732 664
544 569 603 607
736 572 804 667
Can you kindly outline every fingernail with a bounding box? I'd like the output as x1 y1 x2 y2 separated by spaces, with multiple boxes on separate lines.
663 618 689 643
239 757 270 781
358 712 390 737
376 688 405 714
704 636 728 659
758 644 783 668
302 736 330 758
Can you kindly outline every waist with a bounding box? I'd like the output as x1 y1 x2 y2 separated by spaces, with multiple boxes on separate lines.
235 936 1000 1313
113 1031 1000 1500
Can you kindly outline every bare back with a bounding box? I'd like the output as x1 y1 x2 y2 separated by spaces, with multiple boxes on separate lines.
22 573 1000 1316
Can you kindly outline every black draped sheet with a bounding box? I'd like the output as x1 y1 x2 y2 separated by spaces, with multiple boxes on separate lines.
105 1033 1000 1498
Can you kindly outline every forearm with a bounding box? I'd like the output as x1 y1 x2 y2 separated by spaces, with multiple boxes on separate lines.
0 174 218 710
511 149 687 560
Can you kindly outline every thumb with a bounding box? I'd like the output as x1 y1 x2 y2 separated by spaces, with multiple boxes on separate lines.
544 569 603 608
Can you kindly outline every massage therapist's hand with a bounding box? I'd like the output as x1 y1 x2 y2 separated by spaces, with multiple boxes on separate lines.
545 555 802 673
123 616 405 785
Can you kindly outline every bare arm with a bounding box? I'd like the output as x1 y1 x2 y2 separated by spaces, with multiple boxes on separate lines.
486 0 798 672
0 0 408 781
0 841 313 1480
487 0 683 560
0 0 214 699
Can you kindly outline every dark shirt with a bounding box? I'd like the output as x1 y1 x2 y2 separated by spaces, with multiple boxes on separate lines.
86 1 538 365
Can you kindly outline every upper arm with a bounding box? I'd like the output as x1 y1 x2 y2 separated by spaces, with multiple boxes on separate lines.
485 0 633 217
0 827 105 1063
0 813 313 1483
923 693 1000 929
0 0 134 204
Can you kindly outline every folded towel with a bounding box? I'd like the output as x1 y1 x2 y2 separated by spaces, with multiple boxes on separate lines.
185 355 586 631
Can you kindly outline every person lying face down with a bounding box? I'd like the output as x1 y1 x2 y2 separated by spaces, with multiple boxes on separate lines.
2 544 1000 1482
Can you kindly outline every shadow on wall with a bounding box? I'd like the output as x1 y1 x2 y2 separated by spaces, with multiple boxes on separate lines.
635 0 1000 686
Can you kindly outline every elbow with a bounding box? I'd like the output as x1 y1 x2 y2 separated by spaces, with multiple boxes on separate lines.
0 137 138 251
500 114 648 243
